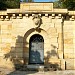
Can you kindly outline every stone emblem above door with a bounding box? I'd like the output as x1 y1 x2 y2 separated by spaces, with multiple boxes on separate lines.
32 14 42 28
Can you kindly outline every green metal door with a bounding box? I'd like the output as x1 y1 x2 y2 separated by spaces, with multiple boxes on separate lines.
29 34 44 64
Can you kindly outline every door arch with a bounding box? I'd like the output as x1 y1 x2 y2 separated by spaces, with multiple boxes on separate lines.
29 34 44 64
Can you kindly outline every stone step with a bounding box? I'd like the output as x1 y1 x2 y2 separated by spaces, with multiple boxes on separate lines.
27 65 44 69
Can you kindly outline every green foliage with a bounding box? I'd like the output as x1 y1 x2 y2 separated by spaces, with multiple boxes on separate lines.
23 0 34 2
63 0 75 10
54 0 60 8
23 0 27 2
0 0 20 10
59 0 75 10
54 0 64 8
0 1 6 10
5 0 20 8
54 0 75 10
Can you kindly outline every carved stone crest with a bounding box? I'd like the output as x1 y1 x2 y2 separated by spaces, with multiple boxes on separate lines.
32 14 42 28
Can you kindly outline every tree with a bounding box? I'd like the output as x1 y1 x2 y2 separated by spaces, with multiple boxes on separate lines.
0 0 20 10
0 1 7 10
54 0 60 8
5 0 20 8
23 0 34 2
59 0 75 10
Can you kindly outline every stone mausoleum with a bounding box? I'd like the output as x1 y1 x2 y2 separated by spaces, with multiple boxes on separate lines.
0 2 75 70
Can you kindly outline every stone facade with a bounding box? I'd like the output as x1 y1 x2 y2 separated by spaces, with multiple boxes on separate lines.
0 2 75 70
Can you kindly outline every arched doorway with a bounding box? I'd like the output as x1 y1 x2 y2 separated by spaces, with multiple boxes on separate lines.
29 34 44 64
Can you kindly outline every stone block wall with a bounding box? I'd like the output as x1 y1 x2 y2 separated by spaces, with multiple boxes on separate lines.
63 21 75 69
0 2 75 70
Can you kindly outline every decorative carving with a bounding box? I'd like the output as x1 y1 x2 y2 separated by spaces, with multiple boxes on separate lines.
58 14 62 19
0 16 4 21
12 14 16 19
52 14 55 19
32 14 42 28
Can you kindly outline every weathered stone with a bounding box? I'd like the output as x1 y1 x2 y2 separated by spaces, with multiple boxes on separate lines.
66 59 74 70
60 59 65 70
64 44 74 49
64 49 74 53
51 38 58 43
20 3 53 11
0 2 75 70
64 53 74 59
64 32 74 39
64 39 73 44
58 51 63 59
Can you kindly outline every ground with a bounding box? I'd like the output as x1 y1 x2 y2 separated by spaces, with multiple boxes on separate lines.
0 67 75 75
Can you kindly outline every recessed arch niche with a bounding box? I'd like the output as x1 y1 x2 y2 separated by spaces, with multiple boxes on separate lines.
23 28 50 64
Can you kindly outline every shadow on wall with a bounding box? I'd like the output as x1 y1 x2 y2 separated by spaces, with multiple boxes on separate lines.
4 35 38 75
4 28 43 69
3 33 61 74
4 35 61 71
4 35 24 69
23 28 35 64
44 44 61 71
23 28 44 64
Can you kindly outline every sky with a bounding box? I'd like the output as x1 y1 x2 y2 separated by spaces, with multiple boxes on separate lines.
21 0 56 2
34 0 56 2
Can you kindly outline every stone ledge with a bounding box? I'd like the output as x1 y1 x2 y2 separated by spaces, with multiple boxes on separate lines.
20 3 53 11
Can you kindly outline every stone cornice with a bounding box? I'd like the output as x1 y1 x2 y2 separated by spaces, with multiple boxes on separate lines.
0 9 68 16
68 11 75 15
0 3 68 15
0 3 75 21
